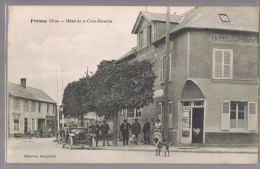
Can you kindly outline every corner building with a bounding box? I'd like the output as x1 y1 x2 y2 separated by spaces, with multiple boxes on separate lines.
117 7 258 146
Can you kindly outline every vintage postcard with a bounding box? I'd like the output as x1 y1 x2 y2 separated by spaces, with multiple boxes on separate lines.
7 6 258 164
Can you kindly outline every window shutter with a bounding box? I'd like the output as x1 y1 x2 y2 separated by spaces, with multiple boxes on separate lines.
147 26 151 45
214 50 223 78
143 27 147 47
248 102 257 131
223 51 231 78
221 101 230 130
151 23 155 42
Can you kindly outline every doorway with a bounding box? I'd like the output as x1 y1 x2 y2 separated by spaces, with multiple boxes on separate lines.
38 119 45 131
24 118 28 133
192 108 204 143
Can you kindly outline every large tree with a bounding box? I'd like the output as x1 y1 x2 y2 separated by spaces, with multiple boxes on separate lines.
93 60 157 145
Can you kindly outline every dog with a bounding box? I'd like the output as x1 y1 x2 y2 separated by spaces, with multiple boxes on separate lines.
153 137 172 157
129 135 137 147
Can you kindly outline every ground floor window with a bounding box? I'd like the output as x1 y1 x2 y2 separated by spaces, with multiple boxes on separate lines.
222 101 257 131
230 101 247 129
14 119 19 131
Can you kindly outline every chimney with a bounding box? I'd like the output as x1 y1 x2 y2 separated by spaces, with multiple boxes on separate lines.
21 78 26 89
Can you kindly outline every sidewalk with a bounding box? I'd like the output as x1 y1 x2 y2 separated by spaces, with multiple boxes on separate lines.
97 141 258 154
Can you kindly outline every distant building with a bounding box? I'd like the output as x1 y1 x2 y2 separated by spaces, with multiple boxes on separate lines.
8 78 57 136
117 7 258 145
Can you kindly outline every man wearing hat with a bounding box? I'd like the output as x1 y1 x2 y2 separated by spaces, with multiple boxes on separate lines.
100 119 110 146
120 119 131 145
131 118 141 144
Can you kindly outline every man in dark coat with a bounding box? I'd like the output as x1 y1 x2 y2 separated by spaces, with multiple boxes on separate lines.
120 119 131 146
142 118 150 144
94 121 100 147
100 119 110 146
131 118 141 144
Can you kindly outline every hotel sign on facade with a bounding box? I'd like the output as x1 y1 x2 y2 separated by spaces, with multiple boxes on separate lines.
210 34 259 45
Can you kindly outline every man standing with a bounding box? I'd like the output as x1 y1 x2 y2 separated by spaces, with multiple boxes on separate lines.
120 119 131 146
150 118 155 144
142 118 150 144
131 118 141 144
95 121 100 147
100 119 110 146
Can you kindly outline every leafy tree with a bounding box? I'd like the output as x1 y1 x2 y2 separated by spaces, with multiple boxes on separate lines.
93 60 156 145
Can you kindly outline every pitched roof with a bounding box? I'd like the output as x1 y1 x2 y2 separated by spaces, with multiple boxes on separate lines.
132 11 183 34
8 82 56 104
171 7 259 33
115 47 137 63
142 11 183 23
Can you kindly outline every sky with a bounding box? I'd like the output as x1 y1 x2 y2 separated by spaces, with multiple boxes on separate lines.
8 6 193 105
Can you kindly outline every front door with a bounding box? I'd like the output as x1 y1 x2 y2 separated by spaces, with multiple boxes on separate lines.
192 108 204 143
180 108 192 144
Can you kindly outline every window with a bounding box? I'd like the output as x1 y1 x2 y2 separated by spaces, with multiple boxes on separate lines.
38 102 41 113
160 56 165 83
30 101 36 112
138 31 144 49
230 101 247 129
219 14 230 22
23 100 29 112
14 119 19 131
221 101 257 131
147 25 152 45
168 102 172 114
13 98 20 111
47 104 49 114
213 49 233 79
138 25 153 50
182 101 191 107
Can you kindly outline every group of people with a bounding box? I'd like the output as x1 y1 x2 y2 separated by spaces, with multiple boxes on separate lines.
88 119 111 147
120 118 163 146
87 117 163 147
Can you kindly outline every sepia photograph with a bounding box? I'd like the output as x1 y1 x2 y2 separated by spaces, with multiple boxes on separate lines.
6 6 258 164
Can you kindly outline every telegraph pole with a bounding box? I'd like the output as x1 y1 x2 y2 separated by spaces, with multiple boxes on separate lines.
163 6 171 141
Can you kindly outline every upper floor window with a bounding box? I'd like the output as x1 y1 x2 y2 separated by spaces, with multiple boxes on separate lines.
23 100 29 112
38 102 41 113
47 104 49 114
213 49 233 79
219 14 230 23
13 98 20 111
30 101 36 112
138 25 153 50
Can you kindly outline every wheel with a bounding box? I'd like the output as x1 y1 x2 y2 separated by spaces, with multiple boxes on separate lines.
62 144 65 148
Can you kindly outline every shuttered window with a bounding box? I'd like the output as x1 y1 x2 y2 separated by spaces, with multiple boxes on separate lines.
213 49 233 79
160 56 165 83
23 100 29 112
221 101 257 131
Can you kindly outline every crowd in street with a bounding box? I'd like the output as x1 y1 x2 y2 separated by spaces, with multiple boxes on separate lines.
88 118 163 147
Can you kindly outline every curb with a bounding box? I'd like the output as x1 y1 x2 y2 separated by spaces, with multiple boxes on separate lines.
96 147 258 154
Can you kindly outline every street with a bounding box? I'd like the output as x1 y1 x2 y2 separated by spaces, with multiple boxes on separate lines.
7 138 257 164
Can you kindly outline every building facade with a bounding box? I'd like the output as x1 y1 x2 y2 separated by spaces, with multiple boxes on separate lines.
117 7 258 145
8 78 57 136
